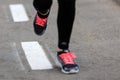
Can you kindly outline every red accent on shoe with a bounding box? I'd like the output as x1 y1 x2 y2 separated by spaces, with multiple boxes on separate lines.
36 14 47 27
59 52 76 64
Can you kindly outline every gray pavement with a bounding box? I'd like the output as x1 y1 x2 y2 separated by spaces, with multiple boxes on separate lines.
0 0 120 80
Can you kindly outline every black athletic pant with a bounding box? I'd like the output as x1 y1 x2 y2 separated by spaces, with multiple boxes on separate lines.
33 0 76 50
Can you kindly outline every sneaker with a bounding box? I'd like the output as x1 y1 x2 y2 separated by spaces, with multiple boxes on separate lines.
33 12 48 35
57 50 79 74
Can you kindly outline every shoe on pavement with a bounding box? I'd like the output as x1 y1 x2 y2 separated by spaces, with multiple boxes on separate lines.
57 50 79 74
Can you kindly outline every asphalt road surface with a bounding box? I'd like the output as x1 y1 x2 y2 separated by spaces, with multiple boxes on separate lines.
0 0 120 80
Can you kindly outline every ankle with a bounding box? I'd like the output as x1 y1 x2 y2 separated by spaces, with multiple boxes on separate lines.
38 9 50 16
57 48 69 52
57 48 63 52
37 9 50 18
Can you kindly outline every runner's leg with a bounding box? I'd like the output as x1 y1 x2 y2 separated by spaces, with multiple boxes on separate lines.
57 0 76 50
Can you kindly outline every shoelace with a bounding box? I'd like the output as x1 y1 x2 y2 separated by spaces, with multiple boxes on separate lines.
59 52 76 64
36 14 47 27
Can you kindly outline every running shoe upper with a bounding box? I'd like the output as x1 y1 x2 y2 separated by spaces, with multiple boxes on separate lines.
36 14 48 27
57 50 79 73
33 13 48 35
59 51 76 64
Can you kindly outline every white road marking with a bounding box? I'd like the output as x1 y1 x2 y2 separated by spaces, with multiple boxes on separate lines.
9 4 29 22
21 41 53 70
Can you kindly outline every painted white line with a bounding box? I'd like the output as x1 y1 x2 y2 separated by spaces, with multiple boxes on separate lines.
21 41 53 70
9 4 29 22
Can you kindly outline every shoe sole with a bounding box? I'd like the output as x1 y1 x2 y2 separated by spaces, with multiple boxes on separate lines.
61 68 79 74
